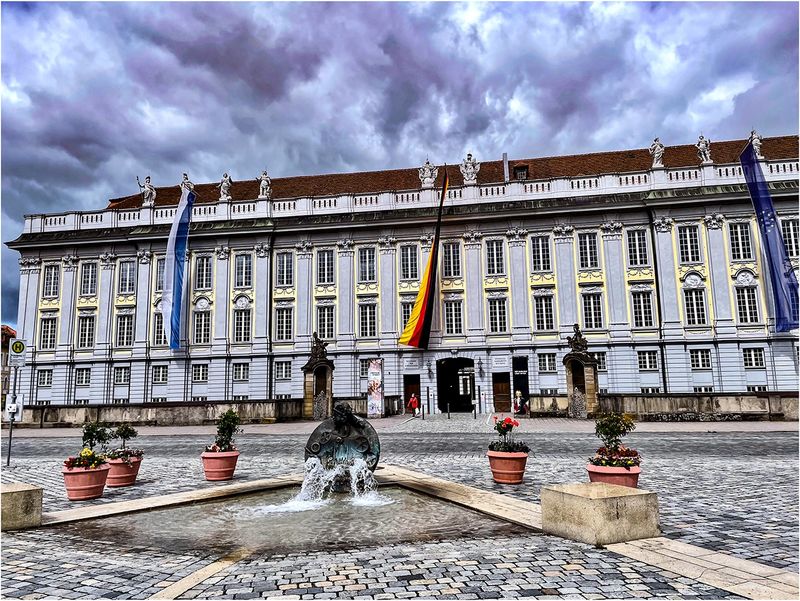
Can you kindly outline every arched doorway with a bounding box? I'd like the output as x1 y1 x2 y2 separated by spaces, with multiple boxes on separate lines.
313 366 330 420
436 358 475 412
570 360 586 395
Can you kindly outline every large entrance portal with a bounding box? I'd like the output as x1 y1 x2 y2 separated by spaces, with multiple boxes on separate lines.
436 358 475 413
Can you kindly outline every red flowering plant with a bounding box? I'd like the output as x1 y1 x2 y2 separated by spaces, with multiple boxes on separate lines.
489 416 530 453
588 413 641 469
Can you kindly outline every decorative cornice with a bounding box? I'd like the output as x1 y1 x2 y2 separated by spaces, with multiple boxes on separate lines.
462 230 483 247
505 227 528 245
704 213 725 230
419 233 434 251
336 239 354 253
599 221 623 235
552 224 574 240
137 250 152 265
18 257 41 273
295 240 313 257
653 216 674 232
377 236 397 248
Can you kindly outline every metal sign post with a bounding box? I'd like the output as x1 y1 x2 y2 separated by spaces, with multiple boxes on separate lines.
5 339 27 466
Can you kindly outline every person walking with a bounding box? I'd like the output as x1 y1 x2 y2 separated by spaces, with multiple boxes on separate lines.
407 393 420 417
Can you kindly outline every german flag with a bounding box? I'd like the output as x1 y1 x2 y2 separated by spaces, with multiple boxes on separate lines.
398 167 449 349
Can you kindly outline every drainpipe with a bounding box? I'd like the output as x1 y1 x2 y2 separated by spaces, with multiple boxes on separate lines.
646 208 670 394
266 226 276 403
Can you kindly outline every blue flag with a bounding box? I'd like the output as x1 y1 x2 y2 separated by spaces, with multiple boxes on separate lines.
739 142 799 332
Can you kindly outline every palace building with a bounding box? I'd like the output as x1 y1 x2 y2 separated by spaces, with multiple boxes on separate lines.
6 134 800 417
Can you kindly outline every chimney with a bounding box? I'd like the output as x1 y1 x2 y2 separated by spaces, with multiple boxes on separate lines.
502 153 509 183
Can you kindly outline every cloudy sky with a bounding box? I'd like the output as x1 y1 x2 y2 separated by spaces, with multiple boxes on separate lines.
2 1 798 326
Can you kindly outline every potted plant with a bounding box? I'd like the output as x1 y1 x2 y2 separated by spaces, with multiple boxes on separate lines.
201 409 242 481
587 412 642 488
62 422 111 501
105 424 145 487
487 416 531 484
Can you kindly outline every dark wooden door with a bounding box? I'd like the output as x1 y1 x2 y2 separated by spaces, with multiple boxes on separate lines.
403 375 421 412
492 372 511 413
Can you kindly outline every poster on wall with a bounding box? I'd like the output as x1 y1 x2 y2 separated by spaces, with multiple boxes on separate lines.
367 358 384 418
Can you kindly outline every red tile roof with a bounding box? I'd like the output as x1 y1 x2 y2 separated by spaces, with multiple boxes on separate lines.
107 135 798 209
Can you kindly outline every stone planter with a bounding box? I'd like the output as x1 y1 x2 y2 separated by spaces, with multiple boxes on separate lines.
62 464 111 501
201 451 240 481
487 451 528 484
586 464 641 488
106 457 143 488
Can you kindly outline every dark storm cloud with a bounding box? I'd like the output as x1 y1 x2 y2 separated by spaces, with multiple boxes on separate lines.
2 2 798 325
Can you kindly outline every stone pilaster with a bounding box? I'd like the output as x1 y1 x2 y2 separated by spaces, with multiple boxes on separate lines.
506 227 530 341
553 225 577 337
378 236 398 347
295 241 313 351
599 222 629 340
463 230 484 343
336 239 355 347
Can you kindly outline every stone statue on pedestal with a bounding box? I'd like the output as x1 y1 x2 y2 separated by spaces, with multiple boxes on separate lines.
138 175 156 206
696 135 712 164
750 129 764 159
418 159 438 189
257 170 272 199
648 138 665 168
460 153 480 185
218 172 233 201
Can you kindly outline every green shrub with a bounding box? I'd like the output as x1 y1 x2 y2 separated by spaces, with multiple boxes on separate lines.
82 422 111 451
206 409 242 452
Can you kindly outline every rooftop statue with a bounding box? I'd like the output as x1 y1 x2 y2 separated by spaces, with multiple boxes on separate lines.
696 135 712 164
181 173 195 191
648 138 665 168
750 129 764 159
218 172 233 201
460 152 480 185
257 170 272 199
418 158 438 189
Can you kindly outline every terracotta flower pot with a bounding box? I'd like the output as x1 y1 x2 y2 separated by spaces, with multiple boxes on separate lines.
487 451 528 484
586 463 641 488
106 456 143 487
201 450 240 481
62 464 111 501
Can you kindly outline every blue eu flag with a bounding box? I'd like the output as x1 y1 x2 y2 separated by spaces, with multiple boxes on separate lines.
740 142 799 332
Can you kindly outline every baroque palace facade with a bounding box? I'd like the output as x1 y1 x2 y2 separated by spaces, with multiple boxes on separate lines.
7 134 800 413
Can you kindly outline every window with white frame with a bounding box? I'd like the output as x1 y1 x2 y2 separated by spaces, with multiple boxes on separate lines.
358 247 376 283
578 233 599 269
694 386 714 393
80 262 98 296
684 288 707 326
637 350 658 370
400 245 419 281
590 352 607 371
275 307 293 340
641 387 661 394
444 300 463 335
275 361 291 380
534 296 555 331
747 385 768 392
153 312 167 346
155 258 165 292
118 261 136 294
235 253 253 288
742 348 765 368
690 349 712 369
631 291 654 328
781 218 799 258
276 252 294 287
194 256 212 290
39 316 57 350
114 366 130 385
191 396 208 403
193 311 211 344
275 394 291 400
233 395 249 401
400 302 414 329
317 305 335 339
442 242 461 278
233 363 250 381
75 367 91 386
678 226 701 263
486 240 505 275
149 397 167 403
729 223 753 261
582 294 603 329
359 359 370 378
233 309 251 343
540 388 559 395
359 304 377 337
530 236 551 272
317 250 335 285
627 230 648 266
37 369 53 387
192 364 208 383
77 315 95 349
152 365 168 384
43 265 60 298
487 298 507 333
116 314 134 347
538 353 557 372
736 287 759 323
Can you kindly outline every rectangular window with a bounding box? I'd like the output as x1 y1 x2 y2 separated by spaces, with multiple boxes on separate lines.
684 289 708 326
781 218 799 258
401 302 414 329
118 261 136 294
690 349 712 370
530 236 551 272
233 395 249 402
538 354 557 372
75 367 91 386
736 287 759 323
194 256 212 290
152 365 168 384
192 364 208 383
486 240 505 275
71 399 89 406
637 350 658 370
540 388 559 395
444 300 463 335
729 223 753 261
153 312 167 346
77 315 95 349
276 252 294 287
747 385 768 392
317 305 335 339
116 314 134 347
631 291 654 328
578 233 599 269
582 294 603 329
193 312 211 345
39 316 57 350
155 258 165 292
359 359 370 378
80 262 98 296
400 245 419 280
743 348 765 368
235 254 253 288
42 265 60 298
114 366 130 385
442 242 462 278
233 309 251 343
233 363 250 381
317 250 335 285
487 298 507 333
275 361 291 380
191 396 208 403
275 307 293 341
37 369 53 387
641 387 661 394
694 386 714 393
149 397 167 404
358 247 376 283
590 352 607 371
534 296 555 331
678 226 701 263
627 230 648 266
359 304 377 337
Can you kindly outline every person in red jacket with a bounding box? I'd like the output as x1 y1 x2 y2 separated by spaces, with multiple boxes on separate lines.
407 393 420 417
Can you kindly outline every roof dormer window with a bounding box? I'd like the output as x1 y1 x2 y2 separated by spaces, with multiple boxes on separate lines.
514 165 529 181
